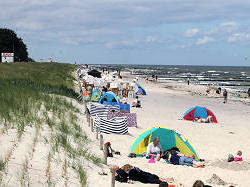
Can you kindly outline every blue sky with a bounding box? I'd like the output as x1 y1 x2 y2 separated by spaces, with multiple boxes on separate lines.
1 0 250 66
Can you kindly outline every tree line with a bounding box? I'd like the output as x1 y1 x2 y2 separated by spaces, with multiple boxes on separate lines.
0 28 34 62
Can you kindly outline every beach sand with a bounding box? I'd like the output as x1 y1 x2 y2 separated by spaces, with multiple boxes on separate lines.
86 75 250 187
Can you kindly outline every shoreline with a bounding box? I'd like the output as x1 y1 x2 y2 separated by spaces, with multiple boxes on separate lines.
153 79 250 105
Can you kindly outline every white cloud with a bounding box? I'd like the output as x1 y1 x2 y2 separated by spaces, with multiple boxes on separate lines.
183 28 199 37
196 36 215 45
228 33 250 43
1 0 250 42
221 21 238 27
220 21 239 32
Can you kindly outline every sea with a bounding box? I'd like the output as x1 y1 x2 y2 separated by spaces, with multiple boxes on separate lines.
89 64 250 93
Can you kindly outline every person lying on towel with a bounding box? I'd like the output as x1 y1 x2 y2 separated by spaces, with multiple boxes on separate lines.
146 137 164 161
169 149 204 168
194 116 213 123
110 164 174 184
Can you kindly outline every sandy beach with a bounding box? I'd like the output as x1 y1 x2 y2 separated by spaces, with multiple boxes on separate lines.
85 74 250 187
1 69 249 186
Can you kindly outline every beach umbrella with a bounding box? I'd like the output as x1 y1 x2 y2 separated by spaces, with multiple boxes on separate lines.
182 106 218 123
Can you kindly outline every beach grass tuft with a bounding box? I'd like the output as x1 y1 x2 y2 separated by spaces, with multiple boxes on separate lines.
72 162 87 187
0 159 6 171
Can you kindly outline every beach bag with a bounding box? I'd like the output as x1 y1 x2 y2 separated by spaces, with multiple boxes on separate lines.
227 154 234 162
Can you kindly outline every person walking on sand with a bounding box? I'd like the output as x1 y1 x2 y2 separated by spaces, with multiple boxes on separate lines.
223 89 228 103
187 78 190 85
248 88 250 98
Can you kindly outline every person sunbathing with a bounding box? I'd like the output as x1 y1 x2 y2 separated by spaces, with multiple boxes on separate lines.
169 150 204 168
110 164 174 184
194 116 213 123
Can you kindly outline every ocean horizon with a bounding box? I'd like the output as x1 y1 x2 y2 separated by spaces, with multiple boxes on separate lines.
88 64 250 92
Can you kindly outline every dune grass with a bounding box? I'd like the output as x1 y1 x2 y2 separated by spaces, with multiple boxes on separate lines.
0 62 102 185
0 62 80 129
0 159 5 171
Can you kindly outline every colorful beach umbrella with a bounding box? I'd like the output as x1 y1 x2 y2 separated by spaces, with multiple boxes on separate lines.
182 106 218 123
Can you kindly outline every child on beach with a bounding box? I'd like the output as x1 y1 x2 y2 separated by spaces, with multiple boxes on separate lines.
228 150 243 162
234 151 243 162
